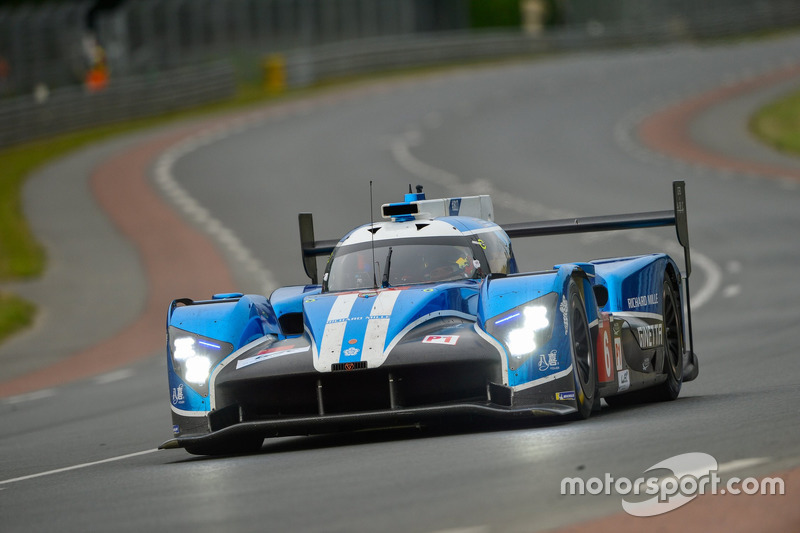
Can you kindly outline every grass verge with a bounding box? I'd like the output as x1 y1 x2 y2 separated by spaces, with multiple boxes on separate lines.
0 292 36 344
750 86 800 155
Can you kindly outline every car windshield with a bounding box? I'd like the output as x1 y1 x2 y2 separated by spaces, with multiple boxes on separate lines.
324 238 485 292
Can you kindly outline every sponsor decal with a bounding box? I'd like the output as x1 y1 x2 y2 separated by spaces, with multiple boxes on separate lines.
627 293 659 309
618 369 630 392
327 314 391 324
560 295 569 335
614 328 624 371
555 391 576 401
422 335 459 346
642 357 650 371
171 384 185 405
538 350 560 371
449 198 462 216
538 354 548 371
348 339 358 345
332 361 368 372
637 323 663 349
597 314 614 383
343 347 360 357
172 425 180 435
236 346 309 369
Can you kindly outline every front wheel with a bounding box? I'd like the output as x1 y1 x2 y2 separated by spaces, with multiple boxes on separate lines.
568 280 597 419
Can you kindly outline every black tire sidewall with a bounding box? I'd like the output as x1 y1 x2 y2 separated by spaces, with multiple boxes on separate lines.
661 279 683 399
569 279 597 418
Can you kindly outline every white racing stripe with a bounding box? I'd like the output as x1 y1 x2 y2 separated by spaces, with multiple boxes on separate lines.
314 293 359 371
361 290 402 367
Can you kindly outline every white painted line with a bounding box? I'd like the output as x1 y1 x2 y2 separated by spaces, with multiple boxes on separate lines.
153 120 281 295
94 368 134 385
717 457 770 474
0 449 159 486
722 285 741 298
429 527 490 533
4 389 56 405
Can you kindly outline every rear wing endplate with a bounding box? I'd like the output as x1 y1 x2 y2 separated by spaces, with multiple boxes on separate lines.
298 213 339 285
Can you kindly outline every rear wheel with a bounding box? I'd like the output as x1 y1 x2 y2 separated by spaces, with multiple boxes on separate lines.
568 280 597 419
606 278 683 406
653 279 684 400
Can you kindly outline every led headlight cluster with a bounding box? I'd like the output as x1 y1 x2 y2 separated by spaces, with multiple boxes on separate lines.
168 326 233 394
487 293 558 367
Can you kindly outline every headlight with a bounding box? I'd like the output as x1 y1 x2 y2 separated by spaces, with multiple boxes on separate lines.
487 293 557 368
169 327 233 394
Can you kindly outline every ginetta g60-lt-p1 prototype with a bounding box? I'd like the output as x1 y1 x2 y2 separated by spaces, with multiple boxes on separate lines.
161 182 699 455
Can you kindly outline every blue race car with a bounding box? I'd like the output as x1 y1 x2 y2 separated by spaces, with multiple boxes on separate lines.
160 182 698 455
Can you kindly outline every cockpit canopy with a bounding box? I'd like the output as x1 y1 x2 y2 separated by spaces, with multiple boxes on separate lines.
322 221 517 292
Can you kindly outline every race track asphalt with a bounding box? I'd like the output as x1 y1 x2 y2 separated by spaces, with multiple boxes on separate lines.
1 33 800 533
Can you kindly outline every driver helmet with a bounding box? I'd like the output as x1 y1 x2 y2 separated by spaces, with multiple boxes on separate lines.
425 247 473 281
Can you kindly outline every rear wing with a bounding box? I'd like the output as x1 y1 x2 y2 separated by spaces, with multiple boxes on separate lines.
299 181 691 280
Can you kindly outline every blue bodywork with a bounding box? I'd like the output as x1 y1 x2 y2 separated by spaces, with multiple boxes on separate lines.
161 187 696 454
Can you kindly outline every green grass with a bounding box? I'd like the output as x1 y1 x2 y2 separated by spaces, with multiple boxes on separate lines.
750 86 800 155
0 291 35 344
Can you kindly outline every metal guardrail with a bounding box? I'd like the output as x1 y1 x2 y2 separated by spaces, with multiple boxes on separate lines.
0 61 235 148
281 1 800 88
2 0 800 149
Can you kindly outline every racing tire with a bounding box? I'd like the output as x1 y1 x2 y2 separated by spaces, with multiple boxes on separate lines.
606 278 683 406
568 279 597 419
651 279 684 401
184 436 264 457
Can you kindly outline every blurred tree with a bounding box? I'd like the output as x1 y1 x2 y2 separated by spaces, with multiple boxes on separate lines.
469 0 522 28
